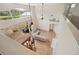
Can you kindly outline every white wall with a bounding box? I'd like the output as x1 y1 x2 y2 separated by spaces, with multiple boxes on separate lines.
31 6 39 28
52 15 79 55
0 3 29 11
35 3 65 31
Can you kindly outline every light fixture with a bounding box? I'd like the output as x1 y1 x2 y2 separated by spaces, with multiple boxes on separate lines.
40 3 44 20
28 3 32 21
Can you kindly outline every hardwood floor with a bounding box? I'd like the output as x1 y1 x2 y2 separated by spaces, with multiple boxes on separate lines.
34 30 55 55
2 25 55 55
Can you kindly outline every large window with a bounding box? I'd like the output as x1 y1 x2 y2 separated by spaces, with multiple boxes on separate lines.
0 8 31 20
11 9 20 18
0 11 12 20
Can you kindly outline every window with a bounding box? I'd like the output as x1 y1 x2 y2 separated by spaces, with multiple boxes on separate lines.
20 11 31 17
15 8 31 17
11 9 20 18
0 11 12 20
0 8 31 20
